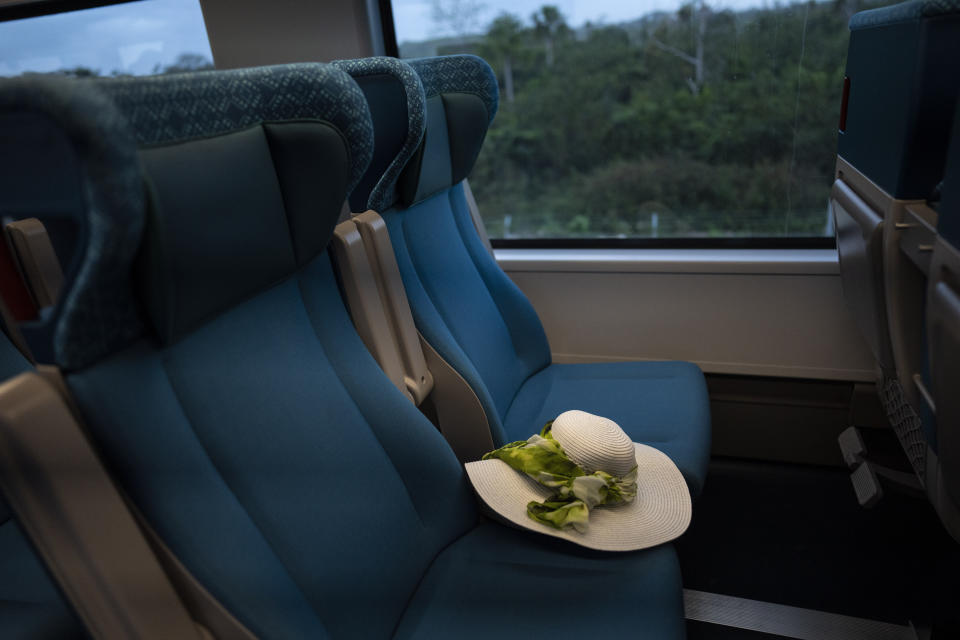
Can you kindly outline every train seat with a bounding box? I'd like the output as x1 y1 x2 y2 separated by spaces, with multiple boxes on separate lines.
0 66 687 638
339 55 711 496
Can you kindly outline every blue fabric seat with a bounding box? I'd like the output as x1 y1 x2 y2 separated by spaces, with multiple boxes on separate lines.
3 66 688 638
504 361 710 492
339 55 711 496
396 522 685 639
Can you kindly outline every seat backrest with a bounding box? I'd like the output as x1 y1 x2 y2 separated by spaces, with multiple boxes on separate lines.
840 0 960 201
349 55 551 446
28 65 476 639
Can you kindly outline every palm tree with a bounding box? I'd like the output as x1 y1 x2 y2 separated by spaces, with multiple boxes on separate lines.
531 5 569 67
483 14 524 103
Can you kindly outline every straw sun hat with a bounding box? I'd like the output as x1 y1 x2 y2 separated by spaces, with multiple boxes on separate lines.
465 410 691 552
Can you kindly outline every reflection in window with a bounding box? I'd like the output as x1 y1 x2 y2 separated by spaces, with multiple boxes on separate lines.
0 0 213 78
393 0 888 239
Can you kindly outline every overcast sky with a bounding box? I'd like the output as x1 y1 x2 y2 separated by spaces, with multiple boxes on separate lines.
0 0 211 76
0 0 779 76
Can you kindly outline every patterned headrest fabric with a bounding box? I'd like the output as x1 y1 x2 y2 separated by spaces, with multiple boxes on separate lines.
332 57 426 212
0 75 145 371
96 63 374 195
850 0 960 30
406 55 499 125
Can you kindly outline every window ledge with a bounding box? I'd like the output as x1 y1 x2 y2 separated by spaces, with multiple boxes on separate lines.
494 248 840 275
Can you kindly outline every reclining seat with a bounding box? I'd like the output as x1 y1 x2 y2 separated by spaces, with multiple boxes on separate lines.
15 66 686 638
832 0 960 505
343 55 711 495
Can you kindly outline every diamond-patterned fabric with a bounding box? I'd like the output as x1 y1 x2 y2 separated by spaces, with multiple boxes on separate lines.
333 57 426 212
0 75 146 371
850 0 960 29
1 63 375 371
406 55 499 125
96 63 374 195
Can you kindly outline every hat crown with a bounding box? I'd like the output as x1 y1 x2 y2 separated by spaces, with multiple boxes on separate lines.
551 410 636 477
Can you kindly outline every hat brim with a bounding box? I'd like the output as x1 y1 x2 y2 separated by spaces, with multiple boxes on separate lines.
465 444 691 552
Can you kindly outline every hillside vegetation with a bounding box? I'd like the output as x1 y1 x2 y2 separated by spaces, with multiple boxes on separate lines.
410 0 886 238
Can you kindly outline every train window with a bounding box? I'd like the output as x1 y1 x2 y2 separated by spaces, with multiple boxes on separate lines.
391 0 886 244
0 0 213 78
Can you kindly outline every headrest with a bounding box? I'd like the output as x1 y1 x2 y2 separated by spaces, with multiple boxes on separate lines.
332 57 426 213
97 63 373 194
0 75 144 369
850 0 960 30
90 63 374 349
395 55 499 208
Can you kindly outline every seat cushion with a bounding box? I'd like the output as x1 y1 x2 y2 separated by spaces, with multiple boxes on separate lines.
0 515 82 639
503 361 711 496
395 521 685 640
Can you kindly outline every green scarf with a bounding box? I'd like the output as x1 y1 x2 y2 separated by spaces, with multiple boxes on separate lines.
481 422 637 532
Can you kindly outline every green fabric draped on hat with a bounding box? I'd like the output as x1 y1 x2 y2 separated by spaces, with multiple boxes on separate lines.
481 422 638 532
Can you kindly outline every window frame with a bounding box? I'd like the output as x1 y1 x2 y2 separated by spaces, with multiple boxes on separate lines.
491 237 836 250
0 0 135 23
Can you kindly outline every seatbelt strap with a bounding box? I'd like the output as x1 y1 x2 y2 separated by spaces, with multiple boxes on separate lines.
0 371 206 640
36 365 259 640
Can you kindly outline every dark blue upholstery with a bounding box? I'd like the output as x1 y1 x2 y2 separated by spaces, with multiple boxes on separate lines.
346 55 710 494
383 183 710 495
505 362 711 495
395 523 685 639
840 0 960 200
384 185 550 445
68 256 478 638
22 66 689 639
0 516 83 640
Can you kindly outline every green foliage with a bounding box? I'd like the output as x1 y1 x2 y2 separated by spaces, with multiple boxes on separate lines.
468 0 886 238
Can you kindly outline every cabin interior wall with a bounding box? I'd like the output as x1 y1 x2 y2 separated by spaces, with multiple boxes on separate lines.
199 0 376 68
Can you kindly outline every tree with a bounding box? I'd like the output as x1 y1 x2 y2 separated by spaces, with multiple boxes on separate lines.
651 0 710 95
482 14 525 103
532 5 569 67
431 0 487 36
